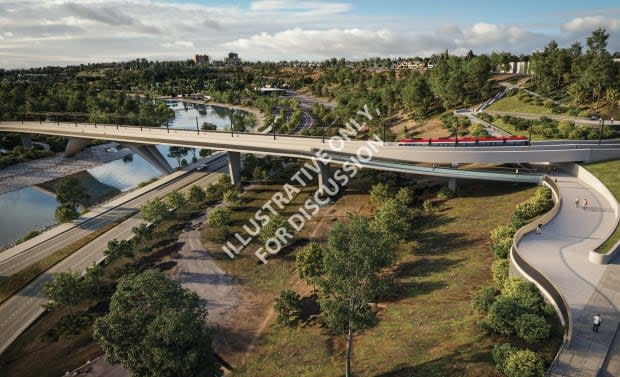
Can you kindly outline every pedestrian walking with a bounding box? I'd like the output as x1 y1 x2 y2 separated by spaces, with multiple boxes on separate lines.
536 222 542 234
515 168 519 175
552 167 556 176
575 196 580 207
593 313 601 333
583 198 588 210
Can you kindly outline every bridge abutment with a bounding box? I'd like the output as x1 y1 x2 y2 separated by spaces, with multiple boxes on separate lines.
227 151 241 185
448 178 457 193
127 144 174 175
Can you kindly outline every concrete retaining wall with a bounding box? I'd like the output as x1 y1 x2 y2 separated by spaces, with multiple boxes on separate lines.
561 163 620 264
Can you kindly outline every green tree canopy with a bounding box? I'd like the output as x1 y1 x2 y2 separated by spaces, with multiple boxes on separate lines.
55 176 90 208
41 269 88 317
93 269 221 377
319 214 394 377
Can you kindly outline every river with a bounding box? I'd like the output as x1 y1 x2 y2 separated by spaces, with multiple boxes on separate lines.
0 101 236 248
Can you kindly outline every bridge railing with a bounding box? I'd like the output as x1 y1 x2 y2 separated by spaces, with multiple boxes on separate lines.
509 176 572 374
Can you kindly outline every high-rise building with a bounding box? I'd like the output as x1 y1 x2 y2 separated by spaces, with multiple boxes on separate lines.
192 54 210 66
224 52 241 66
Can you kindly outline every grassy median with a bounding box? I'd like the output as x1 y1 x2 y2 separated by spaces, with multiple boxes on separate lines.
0 218 129 304
585 160 620 254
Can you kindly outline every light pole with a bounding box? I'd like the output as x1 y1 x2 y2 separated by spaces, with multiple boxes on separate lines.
195 116 199 135
598 118 605 145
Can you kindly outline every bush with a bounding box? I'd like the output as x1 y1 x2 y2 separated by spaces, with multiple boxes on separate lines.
492 343 517 375
504 349 545 377
422 199 435 213
490 225 514 259
472 286 498 313
492 259 510 287
515 313 551 343
274 290 302 326
502 278 544 313
479 296 527 335
511 187 552 229
55 204 79 223
436 186 456 200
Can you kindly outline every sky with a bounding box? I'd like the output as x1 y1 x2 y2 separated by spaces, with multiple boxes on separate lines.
0 0 618 68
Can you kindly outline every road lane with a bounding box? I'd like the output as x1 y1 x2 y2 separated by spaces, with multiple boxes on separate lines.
0 165 226 354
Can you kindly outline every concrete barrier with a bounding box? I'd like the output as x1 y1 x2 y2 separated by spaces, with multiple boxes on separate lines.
560 163 620 265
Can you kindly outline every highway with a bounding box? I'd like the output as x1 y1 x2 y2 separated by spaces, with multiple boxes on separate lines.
0 162 227 354
0 154 226 279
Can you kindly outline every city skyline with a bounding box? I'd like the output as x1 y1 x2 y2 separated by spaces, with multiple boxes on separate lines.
0 0 618 68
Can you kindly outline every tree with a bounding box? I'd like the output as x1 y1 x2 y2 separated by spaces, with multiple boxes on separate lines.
492 343 517 376
84 262 105 297
207 207 231 228
55 176 90 208
395 187 413 206
471 285 498 313
167 146 190 167
55 204 79 223
199 149 212 158
274 290 302 326
131 223 153 244
187 185 206 203
258 214 287 244
223 189 239 206
165 190 186 209
479 296 527 336
370 198 411 244
41 269 87 317
295 242 324 290
93 269 222 377
319 214 394 377
141 197 170 227
369 182 391 204
105 239 134 260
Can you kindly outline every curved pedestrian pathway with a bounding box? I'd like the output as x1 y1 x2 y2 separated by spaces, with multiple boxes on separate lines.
517 172 620 376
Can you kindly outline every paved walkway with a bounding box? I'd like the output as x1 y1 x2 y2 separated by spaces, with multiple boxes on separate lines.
517 173 620 376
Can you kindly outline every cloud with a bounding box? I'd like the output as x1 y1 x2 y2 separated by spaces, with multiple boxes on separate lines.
0 0 616 68
62 2 161 34
561 16 620 33
250 0 351 14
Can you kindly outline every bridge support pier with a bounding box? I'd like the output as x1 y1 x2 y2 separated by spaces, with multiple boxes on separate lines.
64 138 93 157
227 151 241 185
317 161 331 195
448 178 457 193
127 144 174 175
19 134 32 149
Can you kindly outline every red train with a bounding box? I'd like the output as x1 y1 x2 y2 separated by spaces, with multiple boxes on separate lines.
397 135 529 147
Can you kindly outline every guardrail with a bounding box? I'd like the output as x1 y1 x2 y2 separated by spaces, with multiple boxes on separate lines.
509 176 572 374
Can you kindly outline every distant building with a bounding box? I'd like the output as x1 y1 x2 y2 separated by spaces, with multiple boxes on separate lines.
496 61 531 74
192 54 210 66
225 52 241 66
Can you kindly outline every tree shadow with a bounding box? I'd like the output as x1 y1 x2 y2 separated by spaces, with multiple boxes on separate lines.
412 231 470 256
395 257 465 279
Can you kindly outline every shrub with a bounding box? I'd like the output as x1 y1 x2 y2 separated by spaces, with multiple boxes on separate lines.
511 187 552 229
515 313 551 343
490 225 514 259
492 343 517 375
479 296 527 335
472 286 498 313
422 199 435 213
492 259 510 287
502 278 544 313
55 204 79 223
504 349 545 377
436 186 456 200
274 290 302 326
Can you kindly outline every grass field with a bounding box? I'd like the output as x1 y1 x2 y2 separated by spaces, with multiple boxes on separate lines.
487 95 555 115
220 181 562 377
585 160 620 254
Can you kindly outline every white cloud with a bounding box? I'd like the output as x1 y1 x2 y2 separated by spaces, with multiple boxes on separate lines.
0 0 616 68
561 16 620 33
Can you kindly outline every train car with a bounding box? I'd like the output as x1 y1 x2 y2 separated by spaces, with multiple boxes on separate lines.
397 135 528 147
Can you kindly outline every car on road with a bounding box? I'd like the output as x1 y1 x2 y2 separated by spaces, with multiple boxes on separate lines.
196 163 209 171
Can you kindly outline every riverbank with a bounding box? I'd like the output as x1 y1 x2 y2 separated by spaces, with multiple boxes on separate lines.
159 97 265 131
0 143 130 195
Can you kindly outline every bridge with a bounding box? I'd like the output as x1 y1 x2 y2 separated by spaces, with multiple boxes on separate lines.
1 120 620 188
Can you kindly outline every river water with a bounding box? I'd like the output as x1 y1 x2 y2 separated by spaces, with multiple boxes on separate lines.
0 101 235 247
